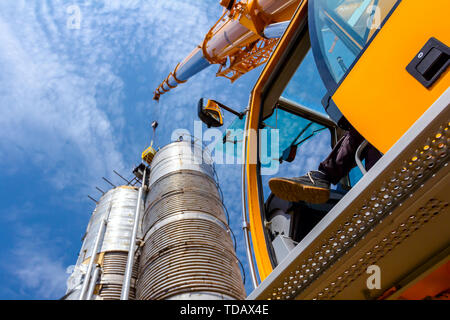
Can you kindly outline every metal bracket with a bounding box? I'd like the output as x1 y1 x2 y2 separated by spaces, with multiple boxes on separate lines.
355 140 369 175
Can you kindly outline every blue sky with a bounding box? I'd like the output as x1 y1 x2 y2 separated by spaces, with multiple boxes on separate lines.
0 0 330 299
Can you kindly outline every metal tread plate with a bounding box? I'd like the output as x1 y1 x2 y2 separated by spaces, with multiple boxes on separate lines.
248 89 450 300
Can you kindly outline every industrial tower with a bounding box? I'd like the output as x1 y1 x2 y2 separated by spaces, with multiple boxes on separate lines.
64 139 245 300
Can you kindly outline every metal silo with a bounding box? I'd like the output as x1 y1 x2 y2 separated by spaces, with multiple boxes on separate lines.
65 186 142 300
136 140 246 300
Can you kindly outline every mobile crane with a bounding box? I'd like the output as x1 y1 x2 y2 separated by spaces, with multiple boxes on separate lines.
154 0 450 300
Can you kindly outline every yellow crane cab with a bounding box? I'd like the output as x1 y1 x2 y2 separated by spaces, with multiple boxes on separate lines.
217 0 450 300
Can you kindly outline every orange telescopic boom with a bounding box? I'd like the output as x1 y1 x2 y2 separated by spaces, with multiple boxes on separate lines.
153 0 301 101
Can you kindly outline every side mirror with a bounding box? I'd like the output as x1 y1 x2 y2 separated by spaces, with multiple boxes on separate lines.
198 98 224 128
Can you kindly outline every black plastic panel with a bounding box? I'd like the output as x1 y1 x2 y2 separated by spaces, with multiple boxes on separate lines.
406 37 449 88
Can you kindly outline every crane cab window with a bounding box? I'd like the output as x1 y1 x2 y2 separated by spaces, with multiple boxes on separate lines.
259 103 334 202
310 0 398 89
282 50 329 116
257 99 347 265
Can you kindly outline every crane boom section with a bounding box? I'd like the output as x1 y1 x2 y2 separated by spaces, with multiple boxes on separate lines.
153 0 302 101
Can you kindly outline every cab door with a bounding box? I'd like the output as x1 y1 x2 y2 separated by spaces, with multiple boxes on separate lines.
309 0 450 153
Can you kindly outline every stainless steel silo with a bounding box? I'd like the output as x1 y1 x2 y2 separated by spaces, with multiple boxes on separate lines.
65 186 142 300
136 140 245 300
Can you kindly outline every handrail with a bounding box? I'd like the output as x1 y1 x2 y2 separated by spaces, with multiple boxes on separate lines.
79 216 108 300
86 266 101 300
120 166 147 300
355 140 369 175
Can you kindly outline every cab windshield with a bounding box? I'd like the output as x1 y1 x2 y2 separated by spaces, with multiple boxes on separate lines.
219 103 332 188
259 105 333 202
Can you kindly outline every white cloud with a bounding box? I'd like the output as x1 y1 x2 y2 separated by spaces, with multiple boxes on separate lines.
13 248 68 300
0 1 225 194
0 7 125 193
5 224 69 299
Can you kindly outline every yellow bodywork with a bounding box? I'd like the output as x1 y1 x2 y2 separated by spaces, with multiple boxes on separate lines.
245 0 449 283
332 0 450 153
